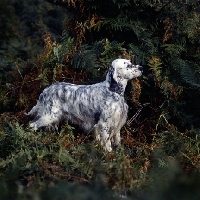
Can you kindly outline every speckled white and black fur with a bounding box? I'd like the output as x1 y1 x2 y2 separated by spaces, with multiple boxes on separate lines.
27 59 143 151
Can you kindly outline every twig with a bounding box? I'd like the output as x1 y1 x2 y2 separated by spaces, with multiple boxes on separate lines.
15 62 23 80
126 103 150 126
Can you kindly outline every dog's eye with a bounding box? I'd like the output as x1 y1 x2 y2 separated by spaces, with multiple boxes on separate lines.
127 64 133 69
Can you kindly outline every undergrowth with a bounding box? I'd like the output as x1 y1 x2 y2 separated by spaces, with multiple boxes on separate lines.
0 116 200 199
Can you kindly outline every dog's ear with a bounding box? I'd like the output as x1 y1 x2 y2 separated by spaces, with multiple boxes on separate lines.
106 62 120 81
111 64 118 82
109 65 118 90
106 65 123 95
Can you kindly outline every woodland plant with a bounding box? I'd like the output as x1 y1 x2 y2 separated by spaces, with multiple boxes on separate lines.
0 0 200 199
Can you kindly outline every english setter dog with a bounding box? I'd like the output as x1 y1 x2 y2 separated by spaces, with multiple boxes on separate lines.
27 59 143 151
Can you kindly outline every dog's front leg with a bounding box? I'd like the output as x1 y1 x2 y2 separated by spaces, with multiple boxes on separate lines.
94 121 112 152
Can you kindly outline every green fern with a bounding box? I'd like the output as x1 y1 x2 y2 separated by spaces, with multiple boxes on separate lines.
162 43 186 57
71 44 96 69
181 64 200 89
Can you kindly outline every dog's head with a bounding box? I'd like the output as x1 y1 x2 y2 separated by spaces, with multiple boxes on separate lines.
106 59 143 95
111 59 143 80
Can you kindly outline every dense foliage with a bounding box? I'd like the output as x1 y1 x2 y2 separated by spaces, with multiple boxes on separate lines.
0 0 200 199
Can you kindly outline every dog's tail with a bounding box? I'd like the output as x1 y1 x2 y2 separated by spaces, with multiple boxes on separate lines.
25 101 41 119
25 106 37 117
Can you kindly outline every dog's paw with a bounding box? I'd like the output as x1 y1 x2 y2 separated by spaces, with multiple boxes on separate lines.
29 122 38 131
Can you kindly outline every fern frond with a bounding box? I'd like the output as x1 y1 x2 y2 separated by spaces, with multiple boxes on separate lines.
71 44 97 72
181 64 200 89
148 56 163 81
162 43 186 57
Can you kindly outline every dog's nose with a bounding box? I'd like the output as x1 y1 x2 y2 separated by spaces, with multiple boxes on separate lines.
138 66 143 71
